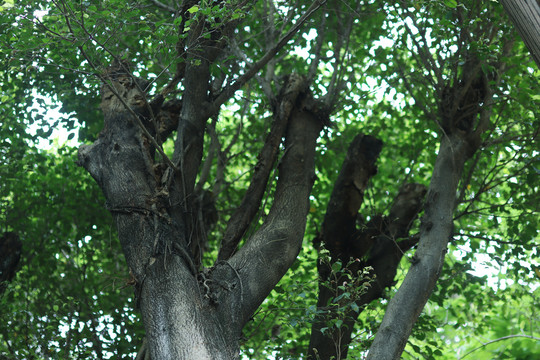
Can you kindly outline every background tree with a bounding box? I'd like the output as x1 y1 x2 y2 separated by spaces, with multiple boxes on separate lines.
1 0 538 359
500 0 540 67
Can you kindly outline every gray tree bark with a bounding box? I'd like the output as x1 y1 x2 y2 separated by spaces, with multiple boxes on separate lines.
73 0 333 355
501 0 540 68
78 64 324 358
366 51 499 359
366 133 474 360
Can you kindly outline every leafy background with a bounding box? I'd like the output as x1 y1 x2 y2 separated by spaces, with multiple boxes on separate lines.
1 0 539 359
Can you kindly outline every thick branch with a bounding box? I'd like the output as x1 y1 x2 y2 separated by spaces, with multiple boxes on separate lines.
367 42 507 358
366 133 474 360
78 76 159 281
307 134 382 360
307 140 426 359
217 74 306 261
317 134 383 259
169 39 215 261
167 3 240 239
172 64 211 196
227 92 324 328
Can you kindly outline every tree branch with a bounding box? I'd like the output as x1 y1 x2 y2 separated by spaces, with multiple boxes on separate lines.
209 0 327 114
148 0 175 13
217 74 306 261
461 334 540 359
308 180 426 359
226 88 325 328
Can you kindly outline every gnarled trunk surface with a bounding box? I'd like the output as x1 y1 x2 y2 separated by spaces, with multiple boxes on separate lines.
78 69 324 358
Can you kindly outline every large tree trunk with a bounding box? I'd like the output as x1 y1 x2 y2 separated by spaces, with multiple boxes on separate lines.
500 0 540 68
78 66 324 358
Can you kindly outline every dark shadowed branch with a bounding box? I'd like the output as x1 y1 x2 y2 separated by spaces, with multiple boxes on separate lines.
306 133 426 359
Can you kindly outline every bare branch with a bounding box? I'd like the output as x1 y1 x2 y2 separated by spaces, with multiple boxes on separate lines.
401 7 442 86
210 0 327 114
306 8 328 83
230 40 276 103
324 2 361 108
395 59 438 123
458 233 518 246
213 97 249 196
461 335 540 359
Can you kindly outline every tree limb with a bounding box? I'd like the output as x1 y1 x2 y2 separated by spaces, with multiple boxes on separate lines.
209 0 327 114
217 74 306 261
308 180 426 359
226 87 325 328
147 0 175 13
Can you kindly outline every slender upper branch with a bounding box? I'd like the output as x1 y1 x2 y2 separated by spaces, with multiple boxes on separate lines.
148 0 175 12
209 0 327 114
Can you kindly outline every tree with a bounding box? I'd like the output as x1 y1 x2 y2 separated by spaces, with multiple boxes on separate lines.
500 0 540 68
1 0 539 359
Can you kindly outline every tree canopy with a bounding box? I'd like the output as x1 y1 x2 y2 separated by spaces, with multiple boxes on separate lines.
1 0 539 359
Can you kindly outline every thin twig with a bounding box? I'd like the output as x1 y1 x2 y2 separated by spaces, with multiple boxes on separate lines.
306 6 327 83
460 335 540 359
210 0 327 114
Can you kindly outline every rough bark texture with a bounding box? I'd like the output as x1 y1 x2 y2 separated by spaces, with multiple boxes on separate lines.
217 74 306 261
307 134 381 359
227 88 324 327
78 62 324 358
501 0 540 68
366 133 472 360
71 0 335 355
307 134 427 360
366 56 494 359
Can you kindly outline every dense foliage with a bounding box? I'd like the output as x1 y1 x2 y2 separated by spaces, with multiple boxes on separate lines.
1 0 539 358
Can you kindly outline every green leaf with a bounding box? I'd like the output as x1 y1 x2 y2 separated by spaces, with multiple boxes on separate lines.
187 5 199 14
173 15 183 26
2 1 538 358
444 0 458 8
